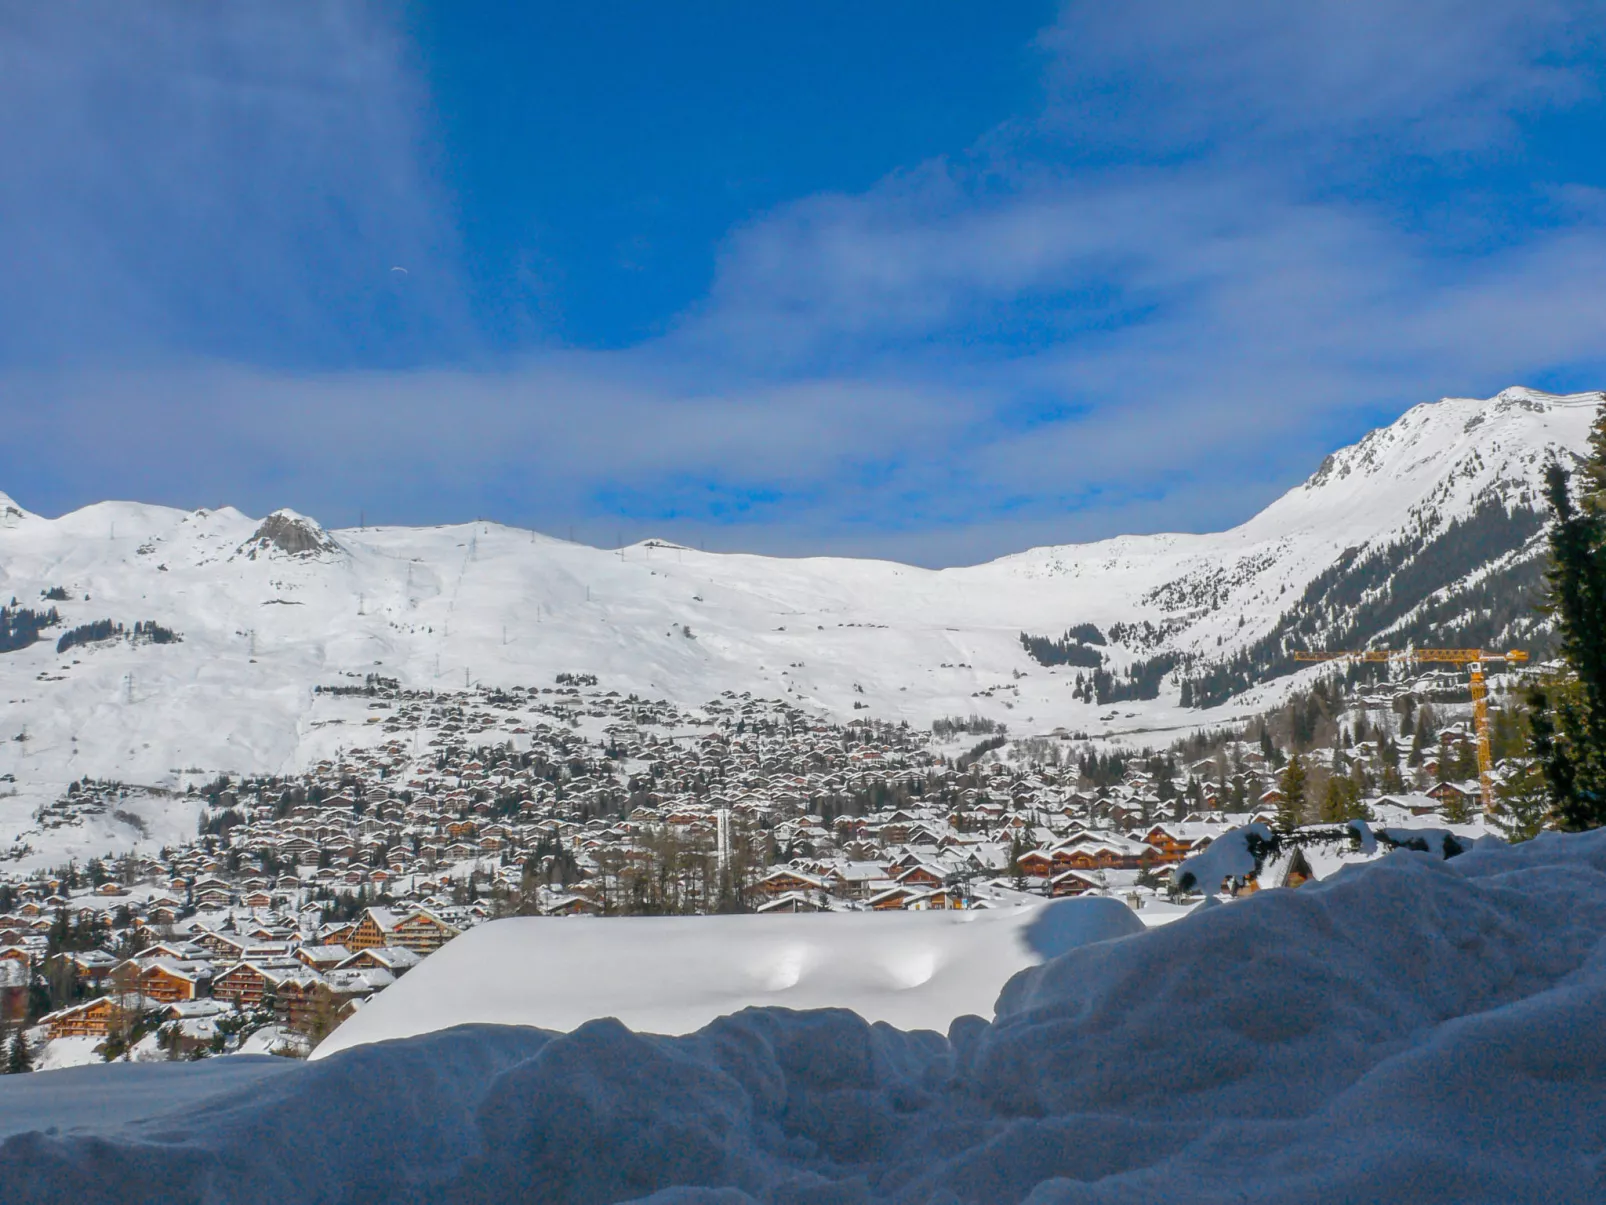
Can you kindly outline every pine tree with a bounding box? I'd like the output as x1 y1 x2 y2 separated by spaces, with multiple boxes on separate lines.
1319 774 1366 823
1585 404 1606 516
1528 454 1606 830
1276 753 1307 831
1494 761 1551 843
7 1029 32 1074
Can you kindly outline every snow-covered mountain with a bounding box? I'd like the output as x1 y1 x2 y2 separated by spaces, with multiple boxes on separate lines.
0 386 1597 817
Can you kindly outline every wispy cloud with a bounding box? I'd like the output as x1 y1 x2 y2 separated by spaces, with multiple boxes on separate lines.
2 2 1604 565
0 2 468 368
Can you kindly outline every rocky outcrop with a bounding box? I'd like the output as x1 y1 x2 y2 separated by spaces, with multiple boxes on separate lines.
236 509 342 560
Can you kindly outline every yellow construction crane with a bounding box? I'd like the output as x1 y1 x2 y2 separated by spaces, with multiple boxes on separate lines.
1291 647 1530 814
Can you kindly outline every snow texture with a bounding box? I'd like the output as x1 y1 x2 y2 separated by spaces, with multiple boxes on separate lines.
0 387 1598 868
7 832 1606 1202
316 902 1133 1058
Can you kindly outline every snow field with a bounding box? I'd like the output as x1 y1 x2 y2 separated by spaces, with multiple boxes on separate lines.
5 833 1606 1202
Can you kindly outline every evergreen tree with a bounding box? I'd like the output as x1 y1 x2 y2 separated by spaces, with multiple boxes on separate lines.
1276 753 1307 831
1379 760 1406 795
1319 774 1366 824
1528 456 1606 830
1585 404 1606 516
1442 782 1476 825
1493 761 1551 843
7 1029 32 1074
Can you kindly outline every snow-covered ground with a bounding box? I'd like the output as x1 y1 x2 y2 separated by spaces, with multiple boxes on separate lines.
314 899 1144 1057
6 830 1606 1203
0 387 1595 867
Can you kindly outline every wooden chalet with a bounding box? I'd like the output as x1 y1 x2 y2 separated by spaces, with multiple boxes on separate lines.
295 944 352 972
1014 849 1054 878
908 887 965 910
894 863 947 890
389 910 459 955
1049 870 1099 898
212 960 303 1011
754 868 829 897
346 907 401 951
866 885 919 911
338 945 422 974
133 958 214 1003
756 891 829 914
42 994 146 1040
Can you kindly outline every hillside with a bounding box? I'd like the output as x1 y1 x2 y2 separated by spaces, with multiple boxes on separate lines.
0 386 1597 853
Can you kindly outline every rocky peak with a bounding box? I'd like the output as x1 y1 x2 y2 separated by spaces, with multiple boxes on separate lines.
236 509 342 560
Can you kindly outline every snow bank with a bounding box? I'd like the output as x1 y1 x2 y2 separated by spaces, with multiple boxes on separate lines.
7 833 1606 1202
318 903 1087 1058
1171 821 1274 891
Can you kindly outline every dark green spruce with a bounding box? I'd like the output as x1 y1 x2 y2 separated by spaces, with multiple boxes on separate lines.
1528 403 1606 830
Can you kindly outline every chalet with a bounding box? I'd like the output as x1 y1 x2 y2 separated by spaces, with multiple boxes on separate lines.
1376 793 1442 817
388 910 459 955
50 949 118 988
1053 834 1147 871
133 957 213 1003
543 894 601 917
338 945 422 975
323 966 395 1000
866 885 919 911
1428 781 1477 808
42 994 148 1040
1139 824 1212 865
1281 848 1316 890
0 960 26 1023
319 922 357 947
213 960 304 1011
346 907 401 951
1049 870 1099 897
754 868 829 897
894 863 947 890
295 944 352 972
1014 849 1055 879
271 969 335 1033
756 892 829 913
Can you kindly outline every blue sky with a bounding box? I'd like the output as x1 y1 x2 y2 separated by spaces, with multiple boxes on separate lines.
2 2 1605 565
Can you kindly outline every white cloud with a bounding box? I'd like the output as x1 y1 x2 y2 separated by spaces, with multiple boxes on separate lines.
0 2 467 365
2 1 1605 565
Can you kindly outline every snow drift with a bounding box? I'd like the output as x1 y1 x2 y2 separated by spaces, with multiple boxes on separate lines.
314 900 1145 1058
7 833 1606 1202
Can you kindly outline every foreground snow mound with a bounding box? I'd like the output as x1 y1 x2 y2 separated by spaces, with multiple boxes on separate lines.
318 904 1078 1058
8 834 1606 1203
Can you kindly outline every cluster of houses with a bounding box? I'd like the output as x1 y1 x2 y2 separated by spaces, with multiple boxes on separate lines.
0 674 1501 1068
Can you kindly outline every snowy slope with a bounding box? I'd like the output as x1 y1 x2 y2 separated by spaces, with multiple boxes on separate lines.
0 387 1597 846
6 831 1606 1203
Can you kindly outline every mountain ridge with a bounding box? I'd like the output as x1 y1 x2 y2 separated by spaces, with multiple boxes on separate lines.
0 385 1599 854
